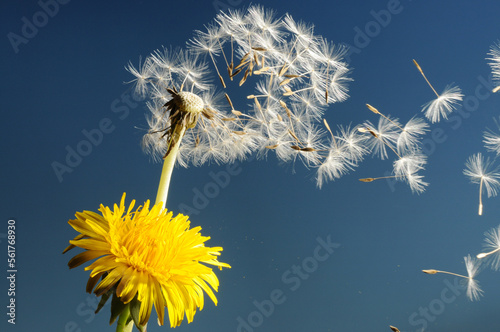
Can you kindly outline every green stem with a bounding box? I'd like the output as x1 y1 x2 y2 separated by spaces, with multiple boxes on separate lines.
155 125 186 208
116 305 133 332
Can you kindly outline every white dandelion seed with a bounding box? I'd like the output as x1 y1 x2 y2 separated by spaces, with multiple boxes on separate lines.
358 104 429 193
477 224 500 271
125 56 153 97
483 119 500 155
423 255 483 302
413 59 463 123
362 116 401 160
402 167 428 194
282 13 316 48
420 85 463 123
246 5 284 43
316 148 352 188
315 122 367 188
397 116 429 153
464 255 484 301
463 153 500 215
336 125 369 163
487 41 500 93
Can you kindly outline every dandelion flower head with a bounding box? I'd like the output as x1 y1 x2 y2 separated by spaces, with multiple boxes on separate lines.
65 193 230 328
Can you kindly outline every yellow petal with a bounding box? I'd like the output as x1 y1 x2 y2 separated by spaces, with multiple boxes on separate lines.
67 250 109 269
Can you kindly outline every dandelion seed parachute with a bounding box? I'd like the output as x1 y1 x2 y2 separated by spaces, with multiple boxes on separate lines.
487 41 500 92
463 153 500 215
421 85 463 123
483 120 500 155
477 224 500 271
464 255 484 301
359 103 429 194
422 255 483 302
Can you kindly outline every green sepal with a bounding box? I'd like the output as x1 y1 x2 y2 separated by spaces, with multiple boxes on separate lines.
109 292 127 325
95 285 114 314
129 295 147 332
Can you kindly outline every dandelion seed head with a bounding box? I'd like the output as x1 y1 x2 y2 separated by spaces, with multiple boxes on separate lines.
128 5 359 184
176 91 204 116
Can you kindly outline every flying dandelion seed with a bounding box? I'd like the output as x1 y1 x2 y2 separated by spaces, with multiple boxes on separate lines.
423 255 483 301
483 119 500 155
487 41 500 93
477 224 500 270
358 104 428 193
316 123 367 188
396 116 430 153
413 59 463 123
361 115 401 161
420 85 464 123
463 153 500 215
393 152 428 194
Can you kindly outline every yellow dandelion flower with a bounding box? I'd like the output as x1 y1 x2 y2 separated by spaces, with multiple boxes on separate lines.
64 193 230 328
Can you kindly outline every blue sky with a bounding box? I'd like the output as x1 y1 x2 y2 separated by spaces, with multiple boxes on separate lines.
1 0 500 331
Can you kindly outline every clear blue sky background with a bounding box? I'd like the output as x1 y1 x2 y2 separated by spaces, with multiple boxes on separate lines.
1 0 500 331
